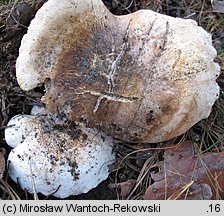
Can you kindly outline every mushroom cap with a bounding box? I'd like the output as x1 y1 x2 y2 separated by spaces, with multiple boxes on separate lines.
16 0 220 143
5 111 115 198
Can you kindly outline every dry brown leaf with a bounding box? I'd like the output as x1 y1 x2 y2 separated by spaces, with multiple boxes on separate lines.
0 151 5 179
109 179 136 198
144 141 224 200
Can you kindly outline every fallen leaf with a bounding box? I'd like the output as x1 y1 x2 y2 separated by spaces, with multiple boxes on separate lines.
0 151 5 179
109 179 136 199
144 141 224 200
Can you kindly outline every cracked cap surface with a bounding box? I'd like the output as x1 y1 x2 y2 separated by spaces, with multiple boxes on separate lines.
16 0 220 143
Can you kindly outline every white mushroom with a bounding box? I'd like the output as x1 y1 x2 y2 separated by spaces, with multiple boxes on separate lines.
30 105 49 116
5 108 115 198
16 0 220 143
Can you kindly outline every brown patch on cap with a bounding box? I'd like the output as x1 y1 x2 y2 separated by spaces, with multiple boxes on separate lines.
16 0 220 143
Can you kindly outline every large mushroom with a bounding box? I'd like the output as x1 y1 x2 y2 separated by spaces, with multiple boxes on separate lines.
5 0 220 198
16 0 220 143
5 106 115 198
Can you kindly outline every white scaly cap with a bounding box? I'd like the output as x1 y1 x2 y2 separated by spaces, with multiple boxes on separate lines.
5 106 115 198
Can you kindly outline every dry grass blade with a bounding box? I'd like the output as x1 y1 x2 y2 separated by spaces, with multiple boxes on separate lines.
167 181 194 200
127 152 159 199
195 146 222 199
0 179 21 200
0 151 5 179
28 158 39 200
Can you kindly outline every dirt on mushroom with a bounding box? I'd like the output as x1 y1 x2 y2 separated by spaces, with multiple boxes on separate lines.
5 108 115 198
15 0 220 146
0 0 224 200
